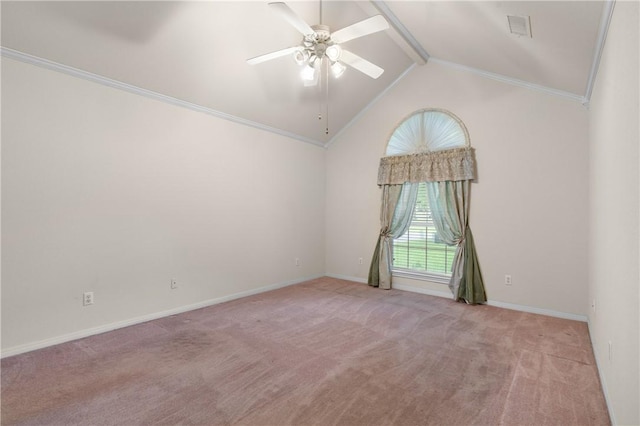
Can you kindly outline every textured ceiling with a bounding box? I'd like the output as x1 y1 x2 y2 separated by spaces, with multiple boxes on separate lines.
1 1 608 146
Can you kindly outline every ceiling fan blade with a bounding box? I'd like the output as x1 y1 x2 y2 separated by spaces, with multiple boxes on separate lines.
331 15 389 44
268 2 315 36
247 46 298 65
340 50 384 79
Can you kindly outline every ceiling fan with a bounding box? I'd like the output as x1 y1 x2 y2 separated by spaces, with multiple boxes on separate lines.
247 2 389 86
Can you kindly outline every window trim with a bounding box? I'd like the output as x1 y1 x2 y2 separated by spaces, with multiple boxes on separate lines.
392 267 451 284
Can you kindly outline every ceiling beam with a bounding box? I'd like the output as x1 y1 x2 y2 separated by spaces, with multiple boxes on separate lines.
359 1 430 65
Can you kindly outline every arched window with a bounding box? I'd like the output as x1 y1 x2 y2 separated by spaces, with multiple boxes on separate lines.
386 109 469 281
385 108 469 156
369 109 486 304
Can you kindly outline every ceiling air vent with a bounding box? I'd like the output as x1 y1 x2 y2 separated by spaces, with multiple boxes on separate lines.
507 15 532 38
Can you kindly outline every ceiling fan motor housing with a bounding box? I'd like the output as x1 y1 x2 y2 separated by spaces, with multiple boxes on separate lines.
302 24 336 64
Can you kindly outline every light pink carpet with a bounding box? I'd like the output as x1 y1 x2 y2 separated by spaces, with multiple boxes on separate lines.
1 277 610 425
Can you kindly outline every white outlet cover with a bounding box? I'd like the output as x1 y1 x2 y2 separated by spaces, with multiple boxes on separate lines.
83 292 94 306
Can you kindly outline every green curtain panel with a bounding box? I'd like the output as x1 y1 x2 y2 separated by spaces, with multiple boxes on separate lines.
427 180 486 304
368 183 418 289
458 229 486 304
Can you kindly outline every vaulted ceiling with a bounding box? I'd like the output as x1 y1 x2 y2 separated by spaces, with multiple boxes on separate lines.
1 1 609 146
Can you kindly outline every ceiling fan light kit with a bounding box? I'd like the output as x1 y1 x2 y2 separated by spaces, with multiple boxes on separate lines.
331 61 346 78
293 48 309 65
302 63 319 86
325 44 341 62
247 1 390 134
247 2 388 82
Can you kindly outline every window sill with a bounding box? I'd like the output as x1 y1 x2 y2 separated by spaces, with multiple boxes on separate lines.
392 268 451 285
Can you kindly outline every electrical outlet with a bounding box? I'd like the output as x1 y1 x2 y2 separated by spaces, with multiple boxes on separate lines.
83 292 94 306
170 279 178 290
295 258 300 267
358 257 363 265
504 275 512 286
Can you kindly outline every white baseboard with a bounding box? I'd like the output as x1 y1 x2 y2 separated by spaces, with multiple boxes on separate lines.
587 317 616 425
487 299 587 322
327 274 588 322
397 282 588 322
325 273 367 284
1 273 588 358
0 274 323 359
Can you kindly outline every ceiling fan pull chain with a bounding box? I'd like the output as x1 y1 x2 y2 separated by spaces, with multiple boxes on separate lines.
318 59 323 120
325 57 330 135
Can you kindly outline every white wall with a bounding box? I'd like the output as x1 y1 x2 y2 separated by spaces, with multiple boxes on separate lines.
1 8 638 422
588 1 639 424
1 58 326 354
326 60 590 317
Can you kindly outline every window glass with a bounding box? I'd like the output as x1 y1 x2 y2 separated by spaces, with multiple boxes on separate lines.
386 109 468 156
392 183 455 277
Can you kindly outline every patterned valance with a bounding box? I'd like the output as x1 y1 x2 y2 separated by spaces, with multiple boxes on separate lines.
377 147 476 185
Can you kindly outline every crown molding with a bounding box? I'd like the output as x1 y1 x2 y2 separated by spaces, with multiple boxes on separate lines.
583 0 616 105
368 0 612 107
0 47 326 148
429 57 587 104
